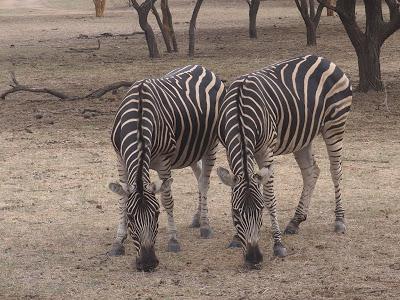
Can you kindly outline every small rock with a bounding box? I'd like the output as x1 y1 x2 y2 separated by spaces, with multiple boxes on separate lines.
77 34 89 39
10 44 15 48
34 114 43 119
83 112 92 119
96 204 102 210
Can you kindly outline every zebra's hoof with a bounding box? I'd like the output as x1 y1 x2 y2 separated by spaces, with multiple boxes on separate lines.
189 216 200 228
109 243 125 256
334 220 346 234
200 227 213 239
227 235 242 248
284 221 299 235
273 242 287 258
167 238 181 252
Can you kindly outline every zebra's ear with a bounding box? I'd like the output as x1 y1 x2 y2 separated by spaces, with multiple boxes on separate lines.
253 166 273 185
151 178 173 194
109 182 128 196
217 167 235 187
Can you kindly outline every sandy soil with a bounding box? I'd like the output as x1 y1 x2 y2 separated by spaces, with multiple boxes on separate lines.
1 0 400 299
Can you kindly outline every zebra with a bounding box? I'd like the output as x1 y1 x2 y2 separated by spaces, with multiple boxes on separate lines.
108 65 225 271
217 55 352 268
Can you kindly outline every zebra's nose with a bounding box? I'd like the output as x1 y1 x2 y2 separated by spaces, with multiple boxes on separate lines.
244 243 263 269
136 247 159 272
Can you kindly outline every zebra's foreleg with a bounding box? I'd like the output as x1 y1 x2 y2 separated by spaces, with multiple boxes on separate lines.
256 154 287 257
324 136 346 234
197 142 218 238
109 158 129 256
189 161 202 228
158 168 181 252
285 144 320 235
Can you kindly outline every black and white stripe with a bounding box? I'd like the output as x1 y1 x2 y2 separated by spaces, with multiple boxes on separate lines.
109 65 225 271
217 55 352 267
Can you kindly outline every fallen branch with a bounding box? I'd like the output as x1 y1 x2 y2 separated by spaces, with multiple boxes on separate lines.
0 72 134 101
68 39 101 52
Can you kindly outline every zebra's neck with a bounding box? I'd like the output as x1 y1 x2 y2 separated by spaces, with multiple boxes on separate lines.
235 79 255 183
135 82 152 193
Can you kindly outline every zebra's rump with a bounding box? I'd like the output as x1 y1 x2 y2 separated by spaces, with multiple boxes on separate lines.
112 65 225 173
219 55 352 156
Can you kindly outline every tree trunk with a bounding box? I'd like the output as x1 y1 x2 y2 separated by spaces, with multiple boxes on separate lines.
249 0 260 39
295 0 322 46
189 0 204 57
161 0 178 52
134 0 160 58
357 42 383 92
152 5 172 52
306 23 317 46
93 0 106 17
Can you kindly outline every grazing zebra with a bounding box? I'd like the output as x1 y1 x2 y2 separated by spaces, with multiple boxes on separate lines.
217 55 352 268
108 65 225 271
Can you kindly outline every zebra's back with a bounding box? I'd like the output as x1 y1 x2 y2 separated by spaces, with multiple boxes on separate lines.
220 55 352 156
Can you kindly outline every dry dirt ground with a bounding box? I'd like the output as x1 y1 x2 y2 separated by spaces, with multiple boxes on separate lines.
1 0 400 299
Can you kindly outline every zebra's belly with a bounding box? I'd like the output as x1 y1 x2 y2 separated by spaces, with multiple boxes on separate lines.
272 122 323 156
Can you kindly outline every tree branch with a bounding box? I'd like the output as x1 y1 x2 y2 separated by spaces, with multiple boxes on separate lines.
382 0 400 42
314 3 324 25
295 0 311 25
1 72 133 101
317 0 353 21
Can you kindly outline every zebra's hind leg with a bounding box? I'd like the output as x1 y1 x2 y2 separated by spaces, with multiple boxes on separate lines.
109 157 129 256
158 168 181 252
323 129 346 234
285 144 320 235
194 141 218 238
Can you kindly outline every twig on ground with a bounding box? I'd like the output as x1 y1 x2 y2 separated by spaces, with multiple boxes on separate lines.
68 39 101 52
0 72 134 101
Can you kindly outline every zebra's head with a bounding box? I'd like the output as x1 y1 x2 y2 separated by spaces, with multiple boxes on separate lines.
217 166 272 268
110 178 173 272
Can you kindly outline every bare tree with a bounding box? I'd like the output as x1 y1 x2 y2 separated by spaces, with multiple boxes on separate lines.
189 0 204 57
93 0 107 17
151 0 178 53
295 0 324 46
151 4 173 52
318 0 400 92
161 0 178 52
130 0 160 58
247 0 261 38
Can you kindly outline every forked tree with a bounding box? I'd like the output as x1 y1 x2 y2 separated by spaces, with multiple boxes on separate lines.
295 0 324 46
318 0 400 92
151 0 178 53
130 0 160 58
189 0 204 57
93 0 107 17
161 0 178 52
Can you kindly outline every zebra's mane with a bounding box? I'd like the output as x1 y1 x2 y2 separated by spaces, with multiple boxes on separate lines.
236 78 250 185
136 82 145 195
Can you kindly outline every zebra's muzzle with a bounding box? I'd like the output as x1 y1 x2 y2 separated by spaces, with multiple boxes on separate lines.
244 243 263 269
136 246 159 272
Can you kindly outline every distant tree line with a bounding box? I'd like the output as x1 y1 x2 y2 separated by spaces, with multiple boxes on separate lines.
93 0 400 92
